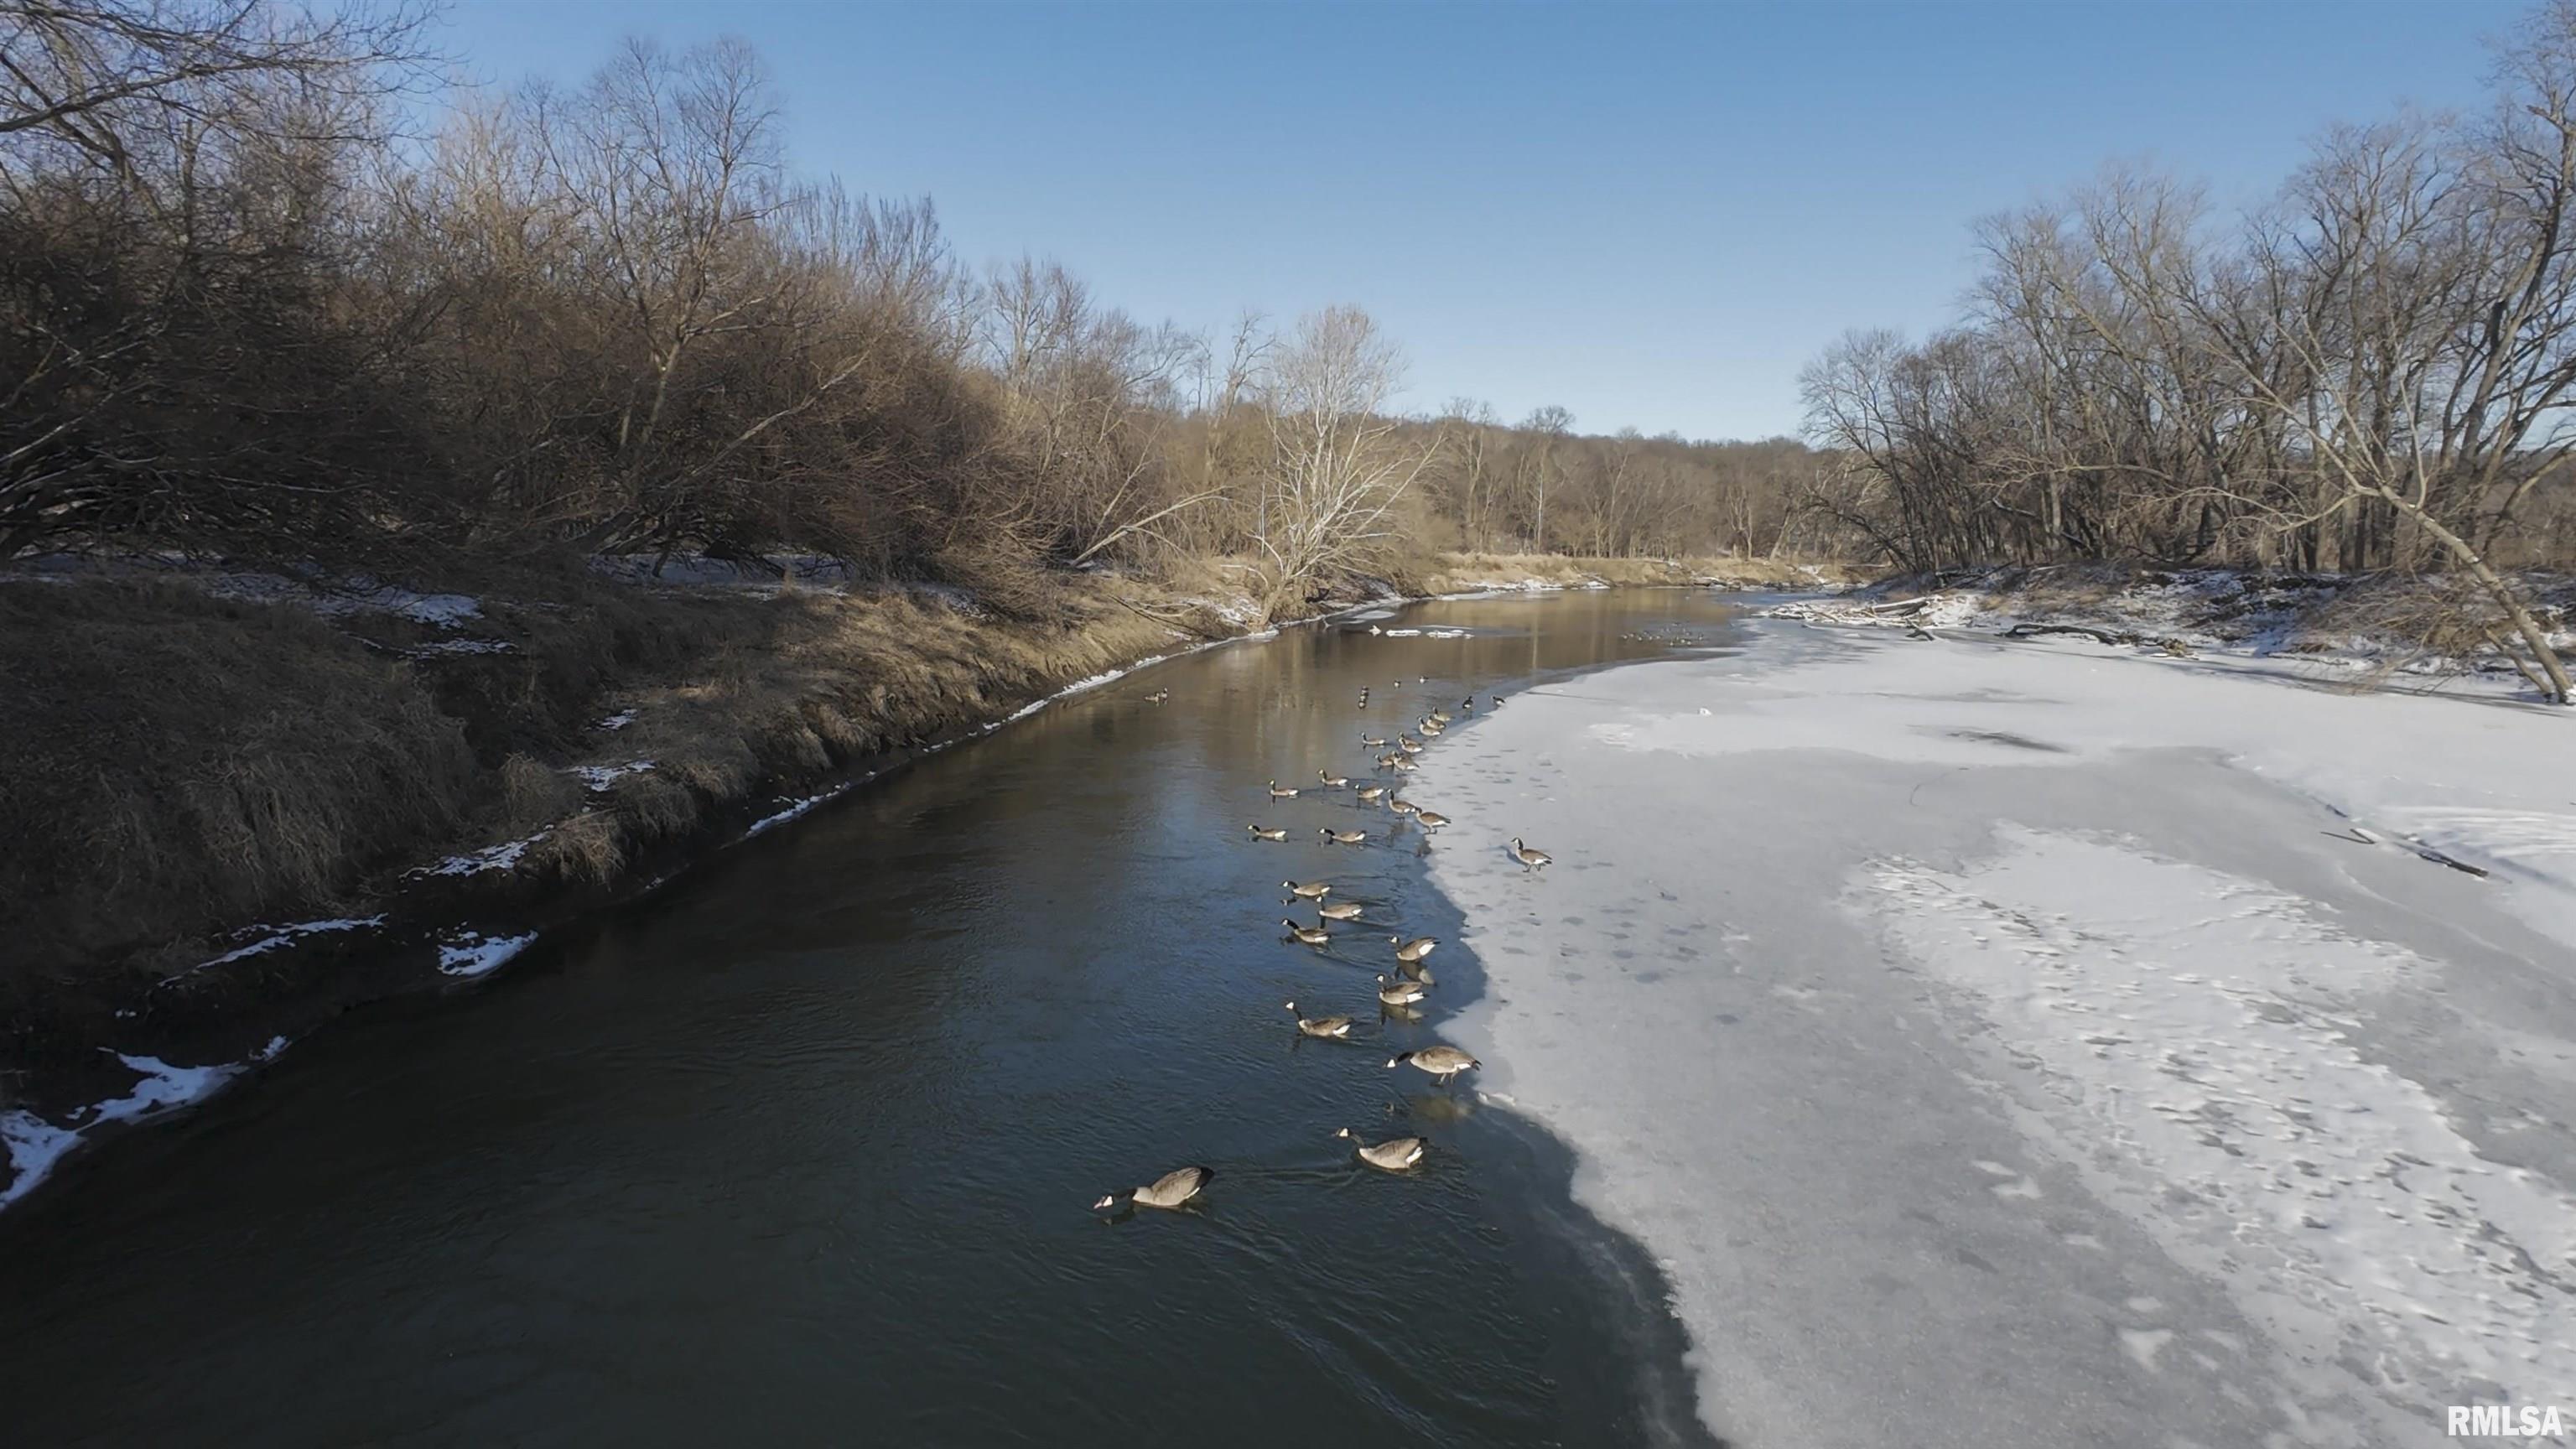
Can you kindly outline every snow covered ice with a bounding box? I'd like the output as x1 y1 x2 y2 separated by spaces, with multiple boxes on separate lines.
1418 621 2576 1449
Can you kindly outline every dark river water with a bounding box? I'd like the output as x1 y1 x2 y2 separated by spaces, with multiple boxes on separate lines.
0 590 1753 1448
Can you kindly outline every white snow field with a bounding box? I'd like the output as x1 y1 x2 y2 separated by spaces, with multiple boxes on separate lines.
1417 621 2576 1449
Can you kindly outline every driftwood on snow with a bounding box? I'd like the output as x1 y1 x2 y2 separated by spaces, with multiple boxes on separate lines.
1999 621 2194 657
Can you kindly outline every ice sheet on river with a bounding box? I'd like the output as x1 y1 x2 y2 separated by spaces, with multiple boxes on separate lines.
1418 626 2576 1449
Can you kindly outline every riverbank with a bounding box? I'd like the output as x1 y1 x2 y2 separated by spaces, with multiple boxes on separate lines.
1417 621 2576 1447
1768 563 2576 699
0 553 1826 1208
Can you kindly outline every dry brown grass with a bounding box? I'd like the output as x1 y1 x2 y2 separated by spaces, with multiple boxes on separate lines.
0 580 480 979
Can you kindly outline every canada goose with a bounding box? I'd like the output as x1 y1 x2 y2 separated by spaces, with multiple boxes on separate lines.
1392 935 1438 963
1337 1127 1426 1171
1419 719 1444 736
1386 1045 1479 1086
1317 900 1365 921
1317 769 1350 787
1376 751 1403 770
1415 810 1451 830
1430 710 1453 724
1268 780 1299 798
1362 734 1389 747
1146 688 1171 704
1508 837 1552 868
1459 698 1473 713
1285 1001 1353 1038
1284 919 1331 947
1283 880 1331 899
1397 958 1436 985
1388 797 1420 816
1320 828 1368 844
1093 1165 1215 1213
1376 974 1429 1005
1388 756 1417 772
1354 783 1386 802
1398 735 1424 753
1247 824 1288 841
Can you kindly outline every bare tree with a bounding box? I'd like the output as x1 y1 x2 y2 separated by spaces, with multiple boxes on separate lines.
1254 306 1442 616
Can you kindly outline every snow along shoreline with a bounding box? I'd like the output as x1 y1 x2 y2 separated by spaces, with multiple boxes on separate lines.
1417 619 2576 1448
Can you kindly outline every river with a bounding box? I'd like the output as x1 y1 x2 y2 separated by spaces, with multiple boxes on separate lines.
0 590 1752 1448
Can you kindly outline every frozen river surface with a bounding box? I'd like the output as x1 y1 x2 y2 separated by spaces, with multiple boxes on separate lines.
1420 621 2576 1449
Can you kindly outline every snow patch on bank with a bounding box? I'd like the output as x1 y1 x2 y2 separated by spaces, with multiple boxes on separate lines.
187 915 385 973
1870 827 2576 1400
569 760 654 792
416 831 546 878
435 931 536 979
1 1053 249 1208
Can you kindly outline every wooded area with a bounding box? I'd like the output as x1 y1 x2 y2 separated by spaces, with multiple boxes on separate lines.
0 0 1826 624
1800 0 2576 697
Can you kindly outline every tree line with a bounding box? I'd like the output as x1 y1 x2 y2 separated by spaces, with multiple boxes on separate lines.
1800 0 2576 698
1 1 1826 624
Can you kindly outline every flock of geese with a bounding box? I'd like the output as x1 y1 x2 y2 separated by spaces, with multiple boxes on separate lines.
1091 669 1555 1217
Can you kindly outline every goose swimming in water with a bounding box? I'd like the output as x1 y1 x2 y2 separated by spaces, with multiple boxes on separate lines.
1392 935 1438 963
1317 769 1350 787
1337 1128 1426 1171
1387 1045 1479 1086
1398 735 1424 753
1093 1165 1215 1213
1361 735 1389 748
1387 756 1416 772
1268 780 1299 798
1415 810 1450 830
1375 751 1404 770
1320 828 1368 845
1283 919 1331 947
1285 1002 1353 1038
1246 824 1288 841
1317 899 1364 921
1375 974 1429 1005
1283 880 1331 899
1146 689 1171 704
1508 837 1552 868
1354 783 1386 802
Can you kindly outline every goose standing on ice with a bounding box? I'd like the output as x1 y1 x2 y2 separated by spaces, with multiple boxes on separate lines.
1415 810 1450 830
1093 1165 1215 1213
1337 1128 1426 1171
1387 1046 1479 1087
1388 797 1420 817
1508 837 1552 869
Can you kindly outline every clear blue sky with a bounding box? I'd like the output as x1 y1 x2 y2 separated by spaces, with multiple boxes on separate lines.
434 0 2519 442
